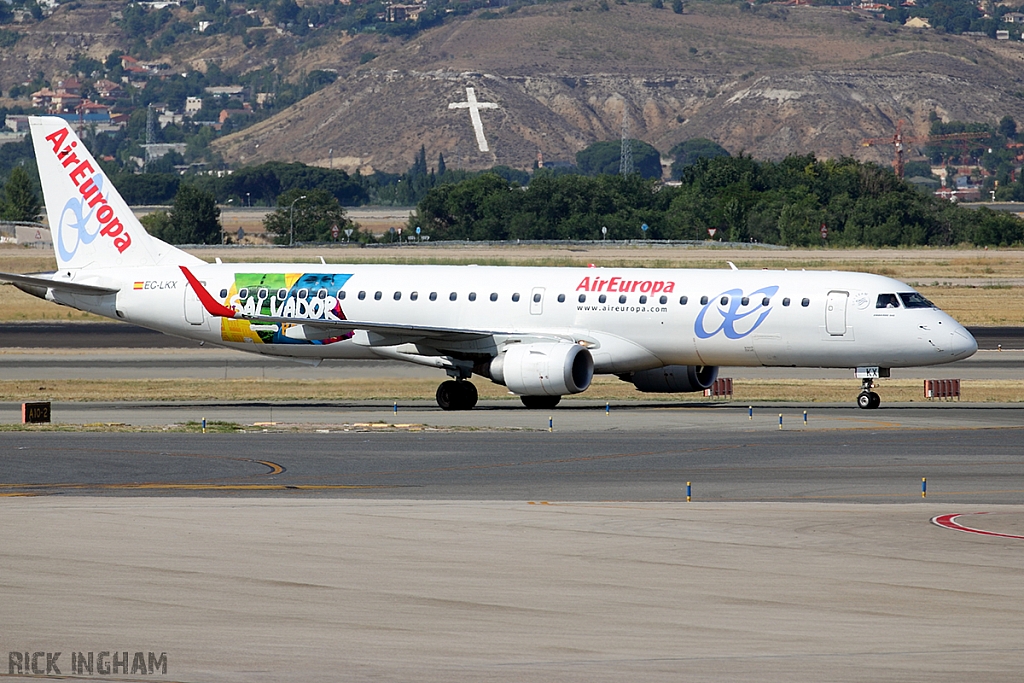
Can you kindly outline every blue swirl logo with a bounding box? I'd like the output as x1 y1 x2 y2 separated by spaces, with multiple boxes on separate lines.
56 174 104 262
694 285 780 339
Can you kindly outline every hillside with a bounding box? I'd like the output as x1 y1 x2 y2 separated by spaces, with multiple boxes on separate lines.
3 0 1024 173
211 2 1024 172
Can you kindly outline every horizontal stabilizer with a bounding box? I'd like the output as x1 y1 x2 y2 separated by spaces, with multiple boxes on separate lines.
0 270 120 295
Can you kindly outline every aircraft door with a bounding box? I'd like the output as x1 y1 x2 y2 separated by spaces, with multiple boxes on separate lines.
184 282 206 326
530 287 545 315
825 290 848 336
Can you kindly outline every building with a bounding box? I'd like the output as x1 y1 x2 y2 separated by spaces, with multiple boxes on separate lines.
93 79 125 100
904 16 931 28
185 96 204 116
1003 11 1024 22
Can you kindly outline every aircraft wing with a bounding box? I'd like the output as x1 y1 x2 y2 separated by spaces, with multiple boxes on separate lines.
0 271 120 295
179 266 513 343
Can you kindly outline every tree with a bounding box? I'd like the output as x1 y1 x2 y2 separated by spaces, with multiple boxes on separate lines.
263 188 359 244
999 115 1017 141
0 167 42 222
150 184 221 244
669 138 730 178
576 140 662 179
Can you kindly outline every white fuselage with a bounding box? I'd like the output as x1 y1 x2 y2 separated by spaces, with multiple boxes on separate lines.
56 263 977 373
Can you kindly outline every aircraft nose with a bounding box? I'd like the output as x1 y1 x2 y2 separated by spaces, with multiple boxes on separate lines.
952 327 977 358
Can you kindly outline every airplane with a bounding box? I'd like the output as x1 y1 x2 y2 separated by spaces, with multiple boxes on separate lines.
1 116 978 411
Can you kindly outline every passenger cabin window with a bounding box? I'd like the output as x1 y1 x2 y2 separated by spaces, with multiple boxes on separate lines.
700 296 709 305
277 289 287 300
469 292 477 301
239 288 249 299
782 298 790 306
393 291 401 300
490 293 498 302
358 291 366 300
410 292 418 301
317 289 327 299
639 295 647 304
258 288 268 300
429 292 437 301
449 292 457 301
220 289 229 298
374 291 382 301
533 293 542 303
898 292 934 309
337 290 346 300
599 294 607 304
801 298 810 307
512 293 520 302
579 294 586 303
876 293 900 309
659 295 667 305
741 297 749 306
762 297 770 306
558 294 566 303
619 295 627 304
679 296 688 305
296 289 307 299
720 296 729 306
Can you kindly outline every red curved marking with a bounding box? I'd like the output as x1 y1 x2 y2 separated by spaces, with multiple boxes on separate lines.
179 266 237 318
931 513 1024 539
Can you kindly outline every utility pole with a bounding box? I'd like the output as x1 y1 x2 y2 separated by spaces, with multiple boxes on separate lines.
619 109 633 177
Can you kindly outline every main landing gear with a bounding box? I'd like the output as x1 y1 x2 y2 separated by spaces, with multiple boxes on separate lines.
857 378 881 410
436 380 478 411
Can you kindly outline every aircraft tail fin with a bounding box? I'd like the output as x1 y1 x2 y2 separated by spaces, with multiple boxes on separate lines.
29 116 204 271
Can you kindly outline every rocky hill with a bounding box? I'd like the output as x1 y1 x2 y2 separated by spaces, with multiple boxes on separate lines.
212 2 1024 172
5 0 1024 174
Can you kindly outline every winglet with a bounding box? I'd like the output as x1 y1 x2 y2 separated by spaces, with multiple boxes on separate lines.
179 266 237 318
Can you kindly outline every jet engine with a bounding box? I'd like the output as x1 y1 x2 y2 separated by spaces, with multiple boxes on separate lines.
627 365 719 393
488 342 594 396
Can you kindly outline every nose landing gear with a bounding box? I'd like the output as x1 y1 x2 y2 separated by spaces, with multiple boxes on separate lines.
857 378 881 410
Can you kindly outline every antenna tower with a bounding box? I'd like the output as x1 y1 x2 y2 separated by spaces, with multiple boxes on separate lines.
619 110 633 176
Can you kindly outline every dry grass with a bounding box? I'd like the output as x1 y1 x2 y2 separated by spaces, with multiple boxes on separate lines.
4 245 1024 325
3 376 1021 403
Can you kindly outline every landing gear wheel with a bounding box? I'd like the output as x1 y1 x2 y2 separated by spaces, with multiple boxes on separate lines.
857 391 881 410
520 395 561 410
436 380 478 411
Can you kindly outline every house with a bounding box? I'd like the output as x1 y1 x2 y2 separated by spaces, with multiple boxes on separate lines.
93 79 125 100
904 16 931 28
385 3 426 21
1002 11 1024 22
184 96 204 116
219 107 253 124
5 115 30 133
997 29 1010 39
204 85 248 98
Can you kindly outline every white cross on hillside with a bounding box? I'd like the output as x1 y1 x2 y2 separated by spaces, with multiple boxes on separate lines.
448 87 499 153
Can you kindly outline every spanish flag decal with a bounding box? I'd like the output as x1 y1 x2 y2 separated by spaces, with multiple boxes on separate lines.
134 282 144 290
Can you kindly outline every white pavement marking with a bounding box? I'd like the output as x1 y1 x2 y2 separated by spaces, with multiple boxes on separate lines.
449 87 499 152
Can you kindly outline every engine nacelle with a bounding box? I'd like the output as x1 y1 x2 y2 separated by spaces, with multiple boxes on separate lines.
489 342 594 396
628 365 719 393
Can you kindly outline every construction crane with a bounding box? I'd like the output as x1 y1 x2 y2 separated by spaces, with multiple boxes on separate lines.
861 120 990 179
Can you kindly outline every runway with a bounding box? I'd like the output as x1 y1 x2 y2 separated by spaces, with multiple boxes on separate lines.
3 329 1024 682
6 419 1024 505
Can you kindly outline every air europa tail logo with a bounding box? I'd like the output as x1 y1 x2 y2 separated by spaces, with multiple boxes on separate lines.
576 276 676 294
45 127 132 260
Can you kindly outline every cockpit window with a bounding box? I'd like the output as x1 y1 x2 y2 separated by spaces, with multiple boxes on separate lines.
898 292 935 309
876 293 900 309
